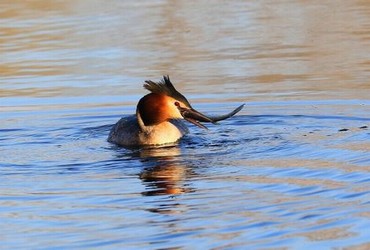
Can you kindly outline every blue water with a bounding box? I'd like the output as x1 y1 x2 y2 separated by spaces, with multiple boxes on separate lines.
1 1 370 249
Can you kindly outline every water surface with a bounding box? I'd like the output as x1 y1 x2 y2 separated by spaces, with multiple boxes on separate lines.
1 1 370 249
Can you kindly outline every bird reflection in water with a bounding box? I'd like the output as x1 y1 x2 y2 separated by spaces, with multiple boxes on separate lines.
138 146 195 196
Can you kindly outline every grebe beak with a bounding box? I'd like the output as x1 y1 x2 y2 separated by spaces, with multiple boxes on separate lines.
176 105 214 129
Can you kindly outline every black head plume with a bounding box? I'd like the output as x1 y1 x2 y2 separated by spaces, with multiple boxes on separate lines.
144 76 192 108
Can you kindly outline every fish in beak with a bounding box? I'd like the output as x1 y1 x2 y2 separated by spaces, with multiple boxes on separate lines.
176 103 245 129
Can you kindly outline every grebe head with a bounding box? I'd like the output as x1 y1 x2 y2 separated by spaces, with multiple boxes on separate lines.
137 76 214 129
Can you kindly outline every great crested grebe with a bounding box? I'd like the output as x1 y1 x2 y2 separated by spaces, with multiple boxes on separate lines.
108 76 244 147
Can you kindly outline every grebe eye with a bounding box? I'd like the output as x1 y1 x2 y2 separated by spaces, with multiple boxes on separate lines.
174 101 180 106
